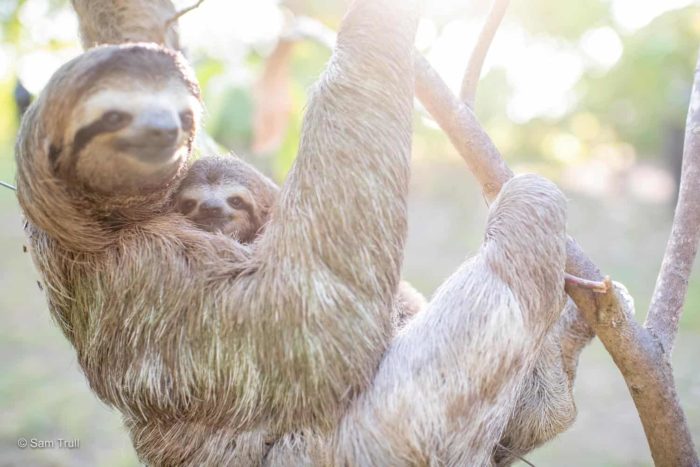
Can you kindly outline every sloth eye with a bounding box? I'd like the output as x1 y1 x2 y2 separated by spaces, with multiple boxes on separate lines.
179 199 197 214
227 196 245 209
179 110 194 132
102 110 130 128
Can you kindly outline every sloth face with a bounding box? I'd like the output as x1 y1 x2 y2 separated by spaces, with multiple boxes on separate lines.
176 179 261 243
63 78 201 195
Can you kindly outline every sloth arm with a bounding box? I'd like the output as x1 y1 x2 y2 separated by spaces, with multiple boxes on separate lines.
227 0 419 431
333 174 568 465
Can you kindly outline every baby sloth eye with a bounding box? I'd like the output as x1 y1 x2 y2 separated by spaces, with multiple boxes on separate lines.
179 199 197 214
102 110 130 129
179 110 194 132
227 196 245 209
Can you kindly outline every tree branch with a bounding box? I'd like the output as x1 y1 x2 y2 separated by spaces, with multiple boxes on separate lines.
459 0 510 107
0 181 17 191
71 0 181 50
416 33 700 466
415 55 602 286
646 50 700 354
415 56 512 199
567 279 699 466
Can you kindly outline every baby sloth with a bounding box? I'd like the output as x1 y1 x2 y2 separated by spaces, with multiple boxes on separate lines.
175 155 425 325
175 156 279 243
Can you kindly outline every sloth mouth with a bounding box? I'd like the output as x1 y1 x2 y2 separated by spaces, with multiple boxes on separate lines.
114 139 181 164
130 146 180 164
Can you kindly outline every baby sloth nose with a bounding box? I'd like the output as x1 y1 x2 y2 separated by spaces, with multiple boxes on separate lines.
199 199 225 217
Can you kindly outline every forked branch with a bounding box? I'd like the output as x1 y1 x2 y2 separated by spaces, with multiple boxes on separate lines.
566 278 698 466
413 11 700 465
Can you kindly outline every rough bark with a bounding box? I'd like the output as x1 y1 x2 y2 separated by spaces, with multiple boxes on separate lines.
646 53 700 355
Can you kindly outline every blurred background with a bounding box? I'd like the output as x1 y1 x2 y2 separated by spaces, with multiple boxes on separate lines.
1 0 699 465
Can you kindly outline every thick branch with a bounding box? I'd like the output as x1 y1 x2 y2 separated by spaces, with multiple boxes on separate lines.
71 0 181 50
646 51 700 354
416 56 512 200
567 280 699 466
459 0 510 107
415 55 602 278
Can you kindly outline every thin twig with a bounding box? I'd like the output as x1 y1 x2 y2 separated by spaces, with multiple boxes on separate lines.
1 181 16 191
165 0 206 31
495 443 536 467
564 273 609 294
645 51 700 354
459 0 510 108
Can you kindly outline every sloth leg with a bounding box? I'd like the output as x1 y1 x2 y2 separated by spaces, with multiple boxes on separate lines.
332 175 568 465
494 297 593 465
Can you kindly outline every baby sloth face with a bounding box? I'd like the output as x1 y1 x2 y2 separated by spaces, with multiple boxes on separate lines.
176 178 260 241
175 156 278 243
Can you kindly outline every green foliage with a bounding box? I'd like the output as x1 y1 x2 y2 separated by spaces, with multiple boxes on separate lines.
0 0 25 44
579 7 699 155
193 56 225 93
208 86 253 151
0 79 19 181
473 7 699 167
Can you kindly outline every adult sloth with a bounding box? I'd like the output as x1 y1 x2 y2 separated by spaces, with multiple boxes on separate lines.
15 0 419 463
16 0 577 465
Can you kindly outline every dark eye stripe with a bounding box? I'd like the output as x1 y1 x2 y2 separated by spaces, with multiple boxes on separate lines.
71 111 133 158
52 111 133 179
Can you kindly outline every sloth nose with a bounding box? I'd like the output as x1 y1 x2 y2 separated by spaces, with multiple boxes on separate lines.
136 110 179 146
146 125 178 146
199 199 225 217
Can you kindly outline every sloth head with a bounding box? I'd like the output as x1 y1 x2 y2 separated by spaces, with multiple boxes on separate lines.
15 44 201 249
56 45 200 196
175 156 279 243
19 43 200 198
